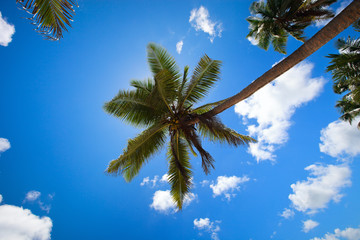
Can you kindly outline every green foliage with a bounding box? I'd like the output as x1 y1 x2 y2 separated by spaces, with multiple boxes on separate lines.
247 0 336 54
17 0 77 40
327 33 360 128
104 43 256 209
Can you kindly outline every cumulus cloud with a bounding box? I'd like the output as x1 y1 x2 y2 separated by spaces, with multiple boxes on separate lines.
235 62 325 161
194 218 221 240
0 138 10 153
160 173 169 183
0 204 52 240
280 208 295 219
150 190 196 214
176 40 183 54
312 226 360 240
0 12 15 47
210 175 250 200
25 191 41 202
289 164 351 214
315 0 352 27
319 118 360 158
189 6 223 43
303 219 319 233
141 174 169 187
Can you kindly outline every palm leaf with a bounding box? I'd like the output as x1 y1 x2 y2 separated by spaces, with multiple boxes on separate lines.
198 116 256 146
17 0 77 40
181 55 221 106
106 122 169 181
167 133 192 210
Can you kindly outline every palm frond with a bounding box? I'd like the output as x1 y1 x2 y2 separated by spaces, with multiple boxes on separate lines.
182 55 221 106
147 43 180 81
103 88 164 127
17 0 77 40
106 123 169 181
198 116 256 146
155 70 180 114
167 133 192 210
191 99 227 114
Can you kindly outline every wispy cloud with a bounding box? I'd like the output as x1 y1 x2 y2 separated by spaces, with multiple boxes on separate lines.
0 138 10 153
189 6 223 43
150 190 196 214
303 219 319 233
24 191 53 213
280 208 295 219
24 191 41 202
311 225 360 240
235 62 325 161
209 176 249 201
176 40 183 54
140 173 169 187
194 218 221 240
319 117 360 158
289 164 351 214
0 12 15 47
247 36 259 46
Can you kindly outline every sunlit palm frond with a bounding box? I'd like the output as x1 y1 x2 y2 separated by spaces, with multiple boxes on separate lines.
106 123 169 181
191 99 226 115
17 0 77 40
182 55 221 106
103 89 164 127
147 43 181 80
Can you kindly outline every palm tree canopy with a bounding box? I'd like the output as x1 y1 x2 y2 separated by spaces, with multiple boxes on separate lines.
247 0 336 54
104 43 255 209
17 0 77 40
327 28 360 128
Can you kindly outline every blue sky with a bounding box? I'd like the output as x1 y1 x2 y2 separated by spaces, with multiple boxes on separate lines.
0 0 360 239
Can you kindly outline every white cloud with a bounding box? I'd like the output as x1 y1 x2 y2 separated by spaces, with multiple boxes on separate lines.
0 194 2 204
235 62 325 161
312 226 360 240
189 6 223 43
280 208 295 219
140 175 159 187
210 175 250 200
315 0 352 27
247 36 259 46
194 218 221 240
150 190 196 214
0 138 10 153
176 40 183 54
289 164 351 214
0 204 52 240
0 12 15 47
25 191 41 202
160 173 169 183
200 180 210 187
303 219 319 233
319 118 360 158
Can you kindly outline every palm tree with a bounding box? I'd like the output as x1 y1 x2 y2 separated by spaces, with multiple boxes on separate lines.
327 26 360 128
16 0 77 40
247 0 336 54
104 43 255 209
183 0 360 127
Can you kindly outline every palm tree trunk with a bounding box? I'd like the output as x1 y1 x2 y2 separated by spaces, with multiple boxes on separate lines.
187 0 360 125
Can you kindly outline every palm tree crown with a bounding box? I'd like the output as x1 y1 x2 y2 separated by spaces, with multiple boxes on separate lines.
247 0 336 54
327 25 360 128
104 43 255 209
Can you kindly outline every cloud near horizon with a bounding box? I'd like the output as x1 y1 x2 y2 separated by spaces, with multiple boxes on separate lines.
0 12 15 47
235 61 325 162
312 225 360 240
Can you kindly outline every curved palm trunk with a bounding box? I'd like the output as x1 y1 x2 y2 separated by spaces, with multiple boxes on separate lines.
188 0 360 124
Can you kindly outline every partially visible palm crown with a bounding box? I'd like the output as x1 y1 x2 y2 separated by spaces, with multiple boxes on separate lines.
17 0 77 40
104 43 255 209
327 25 360 128
247 0 336 54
